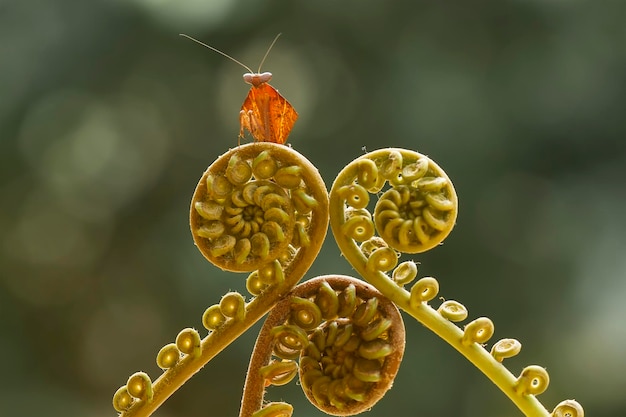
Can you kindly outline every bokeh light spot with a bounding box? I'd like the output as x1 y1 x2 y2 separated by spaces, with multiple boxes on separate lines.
18 89 170 221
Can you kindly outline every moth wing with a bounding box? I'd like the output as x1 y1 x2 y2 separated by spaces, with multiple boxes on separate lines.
240 83 298 144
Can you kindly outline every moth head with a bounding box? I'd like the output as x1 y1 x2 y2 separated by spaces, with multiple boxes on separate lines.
244 72 273 87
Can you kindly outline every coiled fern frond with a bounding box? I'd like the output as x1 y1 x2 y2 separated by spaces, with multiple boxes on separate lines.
112 144 583 417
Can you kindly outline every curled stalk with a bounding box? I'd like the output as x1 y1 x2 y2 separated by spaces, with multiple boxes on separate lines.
329 148 583 416
113 142 329 417
240 275 405 417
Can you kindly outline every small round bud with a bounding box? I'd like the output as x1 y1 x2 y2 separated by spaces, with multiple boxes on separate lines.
156 343 181 369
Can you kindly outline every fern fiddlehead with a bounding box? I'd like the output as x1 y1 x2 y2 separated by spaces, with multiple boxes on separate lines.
240 275 405 417
113 143 583 417
113 142 329 417
329 148 583 417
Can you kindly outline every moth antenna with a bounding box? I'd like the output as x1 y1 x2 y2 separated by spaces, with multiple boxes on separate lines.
179 34 254 73
257 33 282 73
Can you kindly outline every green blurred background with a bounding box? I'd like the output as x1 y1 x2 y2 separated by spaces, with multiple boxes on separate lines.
1 0 625 416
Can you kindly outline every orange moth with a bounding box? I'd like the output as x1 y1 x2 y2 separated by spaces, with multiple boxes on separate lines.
180 34 298 145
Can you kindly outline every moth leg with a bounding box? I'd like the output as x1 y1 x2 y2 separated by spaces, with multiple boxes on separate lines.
250 110 267 142
247 110 264 141
239 110 252 145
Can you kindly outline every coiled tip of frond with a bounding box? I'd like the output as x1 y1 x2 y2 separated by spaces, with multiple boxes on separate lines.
438 300 468 322
392 260 418 286
113 371 153 412
176 328 202 357
260 360 299 386
295 277 405 416
220 291 247 321
409 276 440 305
551 399 584 417
490 338 522 362
271 324 310 359
126 371 153 401
514 365 550 396
190 143 328 273
201 292 247 332
462 317 495 346
112 385 133 412
240 276 405 417
251 402 293 417
156 343 181 369
331 149 458 261
202 304 226 330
